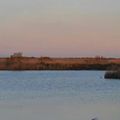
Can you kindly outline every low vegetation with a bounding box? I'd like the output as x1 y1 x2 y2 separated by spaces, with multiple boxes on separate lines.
104 70 120 79
0 57 120 70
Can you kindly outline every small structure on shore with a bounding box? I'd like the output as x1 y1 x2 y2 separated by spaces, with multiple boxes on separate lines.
104 70 120 79
10 52 23 58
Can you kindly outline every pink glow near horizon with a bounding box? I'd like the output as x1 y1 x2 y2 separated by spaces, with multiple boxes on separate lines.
0 0 120 57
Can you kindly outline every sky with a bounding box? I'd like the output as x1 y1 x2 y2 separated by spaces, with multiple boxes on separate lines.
0 0 120 57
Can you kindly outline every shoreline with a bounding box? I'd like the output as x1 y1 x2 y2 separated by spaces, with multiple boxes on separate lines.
0 57 120 70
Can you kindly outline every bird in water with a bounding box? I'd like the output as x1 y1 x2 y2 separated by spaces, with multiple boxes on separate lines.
91 117 98 120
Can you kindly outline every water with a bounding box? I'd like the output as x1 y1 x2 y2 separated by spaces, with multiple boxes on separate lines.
0 71 120 120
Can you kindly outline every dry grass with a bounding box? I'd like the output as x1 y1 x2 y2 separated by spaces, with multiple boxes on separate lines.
0 57 120 70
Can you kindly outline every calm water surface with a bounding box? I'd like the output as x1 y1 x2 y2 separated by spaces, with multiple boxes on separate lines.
0 71 120 120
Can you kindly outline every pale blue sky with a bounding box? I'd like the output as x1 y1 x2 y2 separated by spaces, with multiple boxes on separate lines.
0 0 120 57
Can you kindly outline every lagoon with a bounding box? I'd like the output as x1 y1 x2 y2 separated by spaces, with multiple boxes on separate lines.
0 71 120 120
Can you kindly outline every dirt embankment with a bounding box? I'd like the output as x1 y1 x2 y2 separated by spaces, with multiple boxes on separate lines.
0 57 120 70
